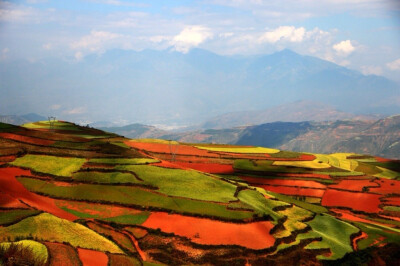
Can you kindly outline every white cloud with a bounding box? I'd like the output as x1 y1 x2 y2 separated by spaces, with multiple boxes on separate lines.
42 43 52 50
386 58 400 71
74 51 83 61
171 26 213 53
361 65 383 75
333 40 355 56
63 107 86 115
259 26 306 43
71 30 122 53
50 104 61 110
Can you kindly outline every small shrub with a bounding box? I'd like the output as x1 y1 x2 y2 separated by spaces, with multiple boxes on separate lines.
0 243 46 266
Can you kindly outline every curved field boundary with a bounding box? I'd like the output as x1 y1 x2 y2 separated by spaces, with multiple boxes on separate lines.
172 162 235 174
44 241 82 266
321 189 382 213
142 211 276 250
259 185 325 198
0 167 77 220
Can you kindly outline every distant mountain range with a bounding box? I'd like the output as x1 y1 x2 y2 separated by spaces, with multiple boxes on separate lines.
1 48 399 124
102 115 400 159
0 113 46 125
201 100 381 129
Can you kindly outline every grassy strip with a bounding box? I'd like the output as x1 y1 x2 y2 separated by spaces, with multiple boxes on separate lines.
72 171 143 185
0 209 41 225
10 154 86 177
17 177 255 220
115 165 238 203
267 192 328 214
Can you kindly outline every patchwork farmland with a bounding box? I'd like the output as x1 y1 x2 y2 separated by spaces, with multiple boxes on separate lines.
0 121 400 265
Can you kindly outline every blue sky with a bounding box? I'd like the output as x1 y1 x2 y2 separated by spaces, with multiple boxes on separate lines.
1 0 400 81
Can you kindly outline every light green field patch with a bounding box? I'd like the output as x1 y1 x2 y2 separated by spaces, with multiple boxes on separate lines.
0 240 48 263
236 189 285 221
22 121 82 131
115 165 238 202
195 146 280 154
383 206 400 212
10 154 86 177
0 213 123 253
297 214 359 260
373 166 399 179
89 158 159 165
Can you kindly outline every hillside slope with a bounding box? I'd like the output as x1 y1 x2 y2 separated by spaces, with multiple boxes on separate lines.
0 121 399 265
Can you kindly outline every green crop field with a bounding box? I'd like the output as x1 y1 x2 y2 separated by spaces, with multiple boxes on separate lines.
10 154 86 177
115 165 238 202
0 209 41 225
297 214 359 260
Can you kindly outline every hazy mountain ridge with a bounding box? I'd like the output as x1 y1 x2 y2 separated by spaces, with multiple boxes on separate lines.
1 49 399 124
104 115 400 159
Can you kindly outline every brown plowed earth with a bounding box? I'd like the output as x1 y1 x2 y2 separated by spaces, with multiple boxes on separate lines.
44 241 82 266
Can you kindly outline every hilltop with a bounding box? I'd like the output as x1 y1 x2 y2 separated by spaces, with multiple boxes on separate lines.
0 120 400 265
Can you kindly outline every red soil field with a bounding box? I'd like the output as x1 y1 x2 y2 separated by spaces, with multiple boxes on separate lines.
77 248 108 266
382 197 400 207
374 156 392 163
353 232 368 251
368 179 400 195
142 212 276 250
276 173 331 180
0 167 77 221
0 155 16 162
0 191 29 208
328 179 378 192
173 162 235 174
258 185 325 198
321 189 382 213
240 176 326 189
44 242 81 266
124 141 219 157
0 133 55 146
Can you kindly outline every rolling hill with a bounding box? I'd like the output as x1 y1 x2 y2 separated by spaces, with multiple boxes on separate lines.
0 120 400 265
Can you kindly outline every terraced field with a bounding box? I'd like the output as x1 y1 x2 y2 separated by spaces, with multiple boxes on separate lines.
0 121 399 265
